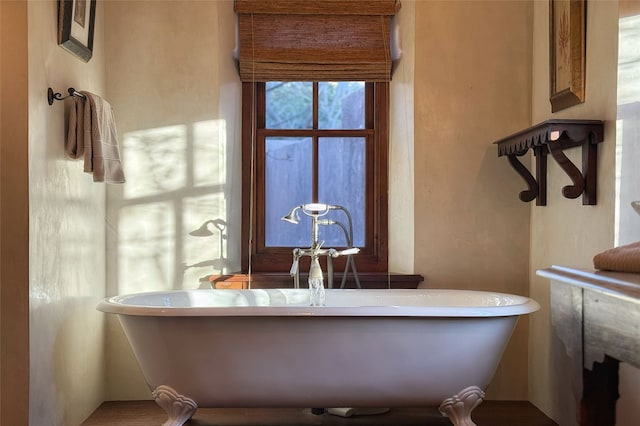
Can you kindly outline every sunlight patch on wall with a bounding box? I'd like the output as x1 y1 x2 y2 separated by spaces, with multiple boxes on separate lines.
118 201 175 295
122 125 187 199
115 119 232 295
194 119 227 187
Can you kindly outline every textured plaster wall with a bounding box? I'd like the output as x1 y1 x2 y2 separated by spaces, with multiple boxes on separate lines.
389 1 415 273
413 1 533 399
103 0 241 400
28 1 107 425
528 1 624 425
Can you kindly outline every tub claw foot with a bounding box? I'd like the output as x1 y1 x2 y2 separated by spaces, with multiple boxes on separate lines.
152 385 197 426
438 386 485 426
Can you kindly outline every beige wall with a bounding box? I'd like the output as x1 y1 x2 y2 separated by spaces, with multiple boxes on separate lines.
27 1 108 425
413 1 533 399
528 0 626 425
103 0 241 399
389 1 415 273
1 1 30 424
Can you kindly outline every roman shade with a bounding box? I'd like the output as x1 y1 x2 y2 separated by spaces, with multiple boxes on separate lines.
234 0 401 82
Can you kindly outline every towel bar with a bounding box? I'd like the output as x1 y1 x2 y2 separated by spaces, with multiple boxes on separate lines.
47 87 86 105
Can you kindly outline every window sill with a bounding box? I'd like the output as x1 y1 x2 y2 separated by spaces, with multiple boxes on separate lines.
208 272 423 289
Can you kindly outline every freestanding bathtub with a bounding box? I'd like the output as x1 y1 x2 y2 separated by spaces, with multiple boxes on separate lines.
98 288 539 426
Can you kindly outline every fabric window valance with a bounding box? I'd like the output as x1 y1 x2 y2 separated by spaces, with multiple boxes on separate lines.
234 0 401 82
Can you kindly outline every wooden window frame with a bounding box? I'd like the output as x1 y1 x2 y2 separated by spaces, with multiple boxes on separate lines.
241 81 389 273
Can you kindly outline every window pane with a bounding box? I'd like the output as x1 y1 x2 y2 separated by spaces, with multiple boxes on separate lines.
265 137 313 247
318 82 365 130
318 137 366 247
266 82 312 129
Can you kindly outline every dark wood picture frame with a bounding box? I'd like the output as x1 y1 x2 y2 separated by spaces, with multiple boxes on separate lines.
549 0 586 112
58 0 96 62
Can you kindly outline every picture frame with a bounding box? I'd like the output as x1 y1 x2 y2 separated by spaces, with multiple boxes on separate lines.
549 0 586 112
58 0 97 62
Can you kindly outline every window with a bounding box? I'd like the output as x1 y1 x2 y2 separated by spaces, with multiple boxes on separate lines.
241 81 389 273
235 0 399 274
264 81 366 248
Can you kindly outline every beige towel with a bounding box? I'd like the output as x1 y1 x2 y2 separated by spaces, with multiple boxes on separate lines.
65 91 124 183
593 241 640 273
65 95 85 159
81 91 125 183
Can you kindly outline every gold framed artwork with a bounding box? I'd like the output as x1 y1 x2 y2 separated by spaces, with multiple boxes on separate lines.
549 0 586 112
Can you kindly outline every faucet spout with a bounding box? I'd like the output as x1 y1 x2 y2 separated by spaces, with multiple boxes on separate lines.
309 257 323 280
308 256 325 306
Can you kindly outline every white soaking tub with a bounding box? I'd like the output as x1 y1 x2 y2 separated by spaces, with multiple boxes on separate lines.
98 288 539 426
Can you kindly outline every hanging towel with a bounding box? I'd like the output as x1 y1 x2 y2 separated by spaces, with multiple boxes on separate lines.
65 95 86 159
593 241 640 273
80 91 126 183
65 92 125 183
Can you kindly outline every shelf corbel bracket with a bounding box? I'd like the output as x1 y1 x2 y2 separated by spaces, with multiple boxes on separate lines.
494 119 604 206
582 133 599 205
506 148 547 205
547 131 599 205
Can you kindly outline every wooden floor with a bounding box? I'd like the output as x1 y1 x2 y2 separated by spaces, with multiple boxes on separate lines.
83 400 558 426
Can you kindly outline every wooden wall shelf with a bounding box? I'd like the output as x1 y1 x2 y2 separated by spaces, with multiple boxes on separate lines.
494 119 604 206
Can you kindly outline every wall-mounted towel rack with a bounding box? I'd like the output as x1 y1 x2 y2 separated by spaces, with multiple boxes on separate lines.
47 87 86 105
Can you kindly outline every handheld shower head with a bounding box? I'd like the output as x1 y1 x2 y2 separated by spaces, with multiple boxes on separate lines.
282 205 302 224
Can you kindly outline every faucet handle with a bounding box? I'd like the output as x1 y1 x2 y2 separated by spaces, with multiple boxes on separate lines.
340 247 360 256
329 247 360 257
290 258 299 277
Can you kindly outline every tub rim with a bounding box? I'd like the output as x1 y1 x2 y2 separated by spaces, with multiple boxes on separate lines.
97 288 540 318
